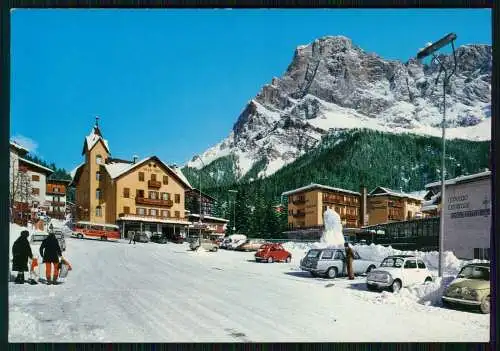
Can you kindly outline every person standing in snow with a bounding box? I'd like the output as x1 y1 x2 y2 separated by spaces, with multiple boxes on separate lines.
344 242 355 280
39 231 62 285
129 231 136 245
12 230 34 284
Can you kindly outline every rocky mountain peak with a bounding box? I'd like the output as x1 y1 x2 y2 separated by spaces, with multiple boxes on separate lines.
188 36 491 180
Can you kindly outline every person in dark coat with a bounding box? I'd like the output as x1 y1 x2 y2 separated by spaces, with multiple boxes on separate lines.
40 232 62 285
344 242 355 280
12 230 33 284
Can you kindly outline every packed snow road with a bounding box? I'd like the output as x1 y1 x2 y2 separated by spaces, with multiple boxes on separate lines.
9 237 489 342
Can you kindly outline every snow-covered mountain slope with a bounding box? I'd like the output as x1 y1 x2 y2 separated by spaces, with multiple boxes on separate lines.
187 36 491 179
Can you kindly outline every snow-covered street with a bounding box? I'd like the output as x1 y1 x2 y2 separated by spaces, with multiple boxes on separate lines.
9 228 489 342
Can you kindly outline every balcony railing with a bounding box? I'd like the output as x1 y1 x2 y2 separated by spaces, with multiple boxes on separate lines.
47 191 66 195
135 197 173 207
292 199 306 205
148 180 162 188
293 212 306 217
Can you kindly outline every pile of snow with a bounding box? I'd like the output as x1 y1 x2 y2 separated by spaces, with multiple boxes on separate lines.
372 276 457 308
282 241 486 276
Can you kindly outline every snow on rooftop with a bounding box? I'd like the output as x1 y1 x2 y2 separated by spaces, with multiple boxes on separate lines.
118 215 191 225
425 170 491 189
103 161 137 179
85 128 110 153
189 214 229 223
18 157 54 174
369 187 424 202
171 166 192 189
10 140 30 153
70 163 84 179
281 183 360 196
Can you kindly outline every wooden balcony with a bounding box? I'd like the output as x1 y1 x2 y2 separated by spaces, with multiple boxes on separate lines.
293 212 306 217
47 191 66 196
148 180 162 189
292 199 306 205
135 197 173 207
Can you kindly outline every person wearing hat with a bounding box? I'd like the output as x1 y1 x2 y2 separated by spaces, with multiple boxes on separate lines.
39 231 62 285
344 242 355 280
12 230 34 284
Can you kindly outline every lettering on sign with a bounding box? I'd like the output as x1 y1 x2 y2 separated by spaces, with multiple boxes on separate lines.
448 191 490 219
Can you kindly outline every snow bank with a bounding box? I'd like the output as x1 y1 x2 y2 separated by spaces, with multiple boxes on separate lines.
373 276 456 307
282 241 487 276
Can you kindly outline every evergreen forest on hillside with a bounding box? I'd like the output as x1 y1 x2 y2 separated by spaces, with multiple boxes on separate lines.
182 129 490 238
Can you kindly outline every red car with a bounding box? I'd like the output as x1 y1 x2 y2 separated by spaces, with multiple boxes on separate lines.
255 243 292 263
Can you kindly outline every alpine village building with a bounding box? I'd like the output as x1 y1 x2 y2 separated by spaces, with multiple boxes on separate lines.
281 183 429 241
46 179 71 220
282 184 365 240
186 189 229 237
10 140 55 225
70 121 194 238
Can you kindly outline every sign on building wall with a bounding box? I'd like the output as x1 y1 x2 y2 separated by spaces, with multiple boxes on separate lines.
443 178 491 260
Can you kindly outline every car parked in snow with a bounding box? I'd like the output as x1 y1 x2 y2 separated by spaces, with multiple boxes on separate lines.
150 232 168 244
236 239 266 252
189 238 218 252
300 248 378 279
366 255 433 293
441 263 490 314
255 243 291 263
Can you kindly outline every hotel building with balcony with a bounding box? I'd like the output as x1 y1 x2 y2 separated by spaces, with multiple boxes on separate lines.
70 121 193 238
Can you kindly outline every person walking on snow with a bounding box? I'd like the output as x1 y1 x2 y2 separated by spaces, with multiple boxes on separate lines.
40 231 62 285
128 231 136 245
12 230 33 284
344 242 355 280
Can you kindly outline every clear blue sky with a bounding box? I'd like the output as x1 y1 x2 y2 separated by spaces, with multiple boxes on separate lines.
11 9 491 171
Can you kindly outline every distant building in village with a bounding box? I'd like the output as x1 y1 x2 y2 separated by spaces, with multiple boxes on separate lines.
70 120 193 238
366 187 427 225
9 141 54 224
185 188 229 237
45 179 71 220
425 170 491 260
281 183 364 240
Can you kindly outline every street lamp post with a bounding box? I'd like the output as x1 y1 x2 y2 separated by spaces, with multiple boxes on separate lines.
416 33 458 277
228 190 238 233
194 156 206 245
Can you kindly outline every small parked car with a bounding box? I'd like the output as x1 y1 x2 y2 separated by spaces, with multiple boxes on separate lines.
190 238 218 252
441 263 490 314
300 248 379 279
150 232 168 244
255 243 291 263
133 232 150 243
236 239 266 252
366 255 434 293
167 232 184 244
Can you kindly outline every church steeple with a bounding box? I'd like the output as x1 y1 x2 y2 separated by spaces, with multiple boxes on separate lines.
94 116 102 136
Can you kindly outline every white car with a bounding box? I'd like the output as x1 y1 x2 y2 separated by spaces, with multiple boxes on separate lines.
366 255 434 293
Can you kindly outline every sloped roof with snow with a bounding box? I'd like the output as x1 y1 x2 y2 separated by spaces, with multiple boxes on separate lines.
70 163 85 180
103 156 192 189
172 166 192 189
18 157 54 174
425 170 491 189
368 187 424 202
281 183 360 196
103 160 140 179
10 140 30 154
82 127 110 155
